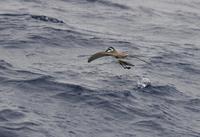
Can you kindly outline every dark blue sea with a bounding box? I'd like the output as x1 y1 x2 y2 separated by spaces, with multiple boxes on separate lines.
0 0 200 137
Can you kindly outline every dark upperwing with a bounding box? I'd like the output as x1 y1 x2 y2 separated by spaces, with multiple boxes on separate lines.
88 52 113 63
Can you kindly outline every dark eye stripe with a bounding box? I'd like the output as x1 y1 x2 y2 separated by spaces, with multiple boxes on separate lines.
106 47 114 52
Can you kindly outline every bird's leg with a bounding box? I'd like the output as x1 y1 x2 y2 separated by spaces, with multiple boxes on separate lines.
119 61 127 69
118 60 134 69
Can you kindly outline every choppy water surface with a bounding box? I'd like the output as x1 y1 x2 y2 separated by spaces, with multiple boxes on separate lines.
0 0 200 137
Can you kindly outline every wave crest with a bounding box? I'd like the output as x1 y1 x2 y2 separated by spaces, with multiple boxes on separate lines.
87 0 130 10
30 15 64 24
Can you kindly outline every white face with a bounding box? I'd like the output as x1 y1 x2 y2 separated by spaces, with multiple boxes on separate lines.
106 47 114 53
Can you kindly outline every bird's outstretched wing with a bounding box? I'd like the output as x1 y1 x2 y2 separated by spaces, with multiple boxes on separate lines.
88 52 112 63
118 60 134 69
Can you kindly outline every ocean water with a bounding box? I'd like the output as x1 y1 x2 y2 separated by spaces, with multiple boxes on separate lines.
0 0 200 137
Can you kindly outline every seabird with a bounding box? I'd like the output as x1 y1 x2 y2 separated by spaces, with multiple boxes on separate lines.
88 47 135 69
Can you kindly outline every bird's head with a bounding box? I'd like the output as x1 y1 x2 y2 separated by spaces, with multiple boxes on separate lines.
105 47 115 53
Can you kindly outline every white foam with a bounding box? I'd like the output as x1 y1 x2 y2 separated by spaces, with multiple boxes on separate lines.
137 77 151 88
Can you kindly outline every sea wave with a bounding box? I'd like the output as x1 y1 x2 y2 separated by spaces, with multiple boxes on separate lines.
0 0 200 137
